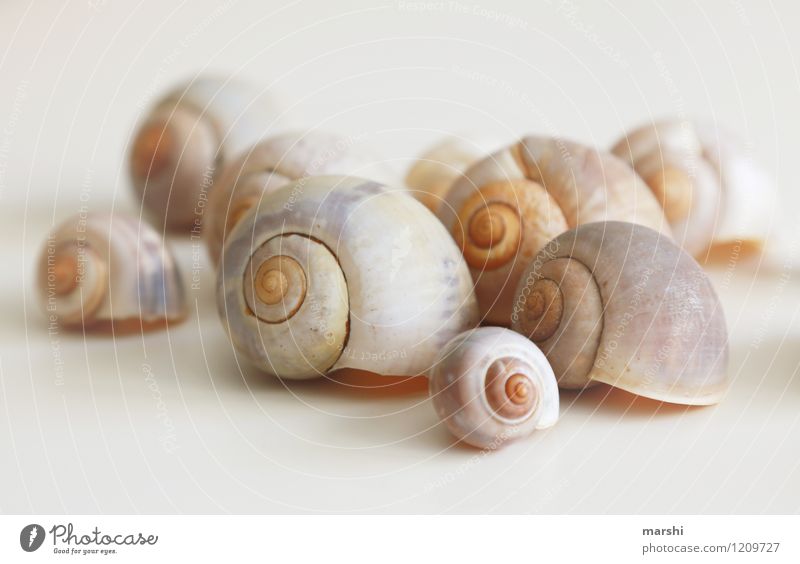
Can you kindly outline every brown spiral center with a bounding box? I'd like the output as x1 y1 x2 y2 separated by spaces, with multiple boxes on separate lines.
468 206 507 248
456 198 521 270
255 265 289 305
247 255 307 323
485 358 538 420
504 373 531 405
53 253 79 295
523 278 564 342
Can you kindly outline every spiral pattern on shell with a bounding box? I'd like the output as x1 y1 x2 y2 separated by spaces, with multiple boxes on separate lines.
429 327 559 449
611 119 775 259
511 221 729 405
37 212 186 333
436 136 671 326
217 175 479 379
405 135 506 214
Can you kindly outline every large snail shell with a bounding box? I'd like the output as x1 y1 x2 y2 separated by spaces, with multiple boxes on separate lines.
611 120 775 259
437 136 671 326
204 130 396 267
37 213 186 332
217 175 479 379
129 76 279 231
429 327 558 449
405 135 505 214
511 221 729 405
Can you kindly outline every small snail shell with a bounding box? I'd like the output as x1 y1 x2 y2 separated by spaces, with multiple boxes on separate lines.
511 221 729 405
217 175 479 379
129 76 278 231
405 135 505 214
611 119 775 259
204 130 396 267
37 213 186 332
430 327 558 449
437 136 671 326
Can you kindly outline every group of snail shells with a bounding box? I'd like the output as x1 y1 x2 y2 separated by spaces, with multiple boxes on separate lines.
219 175 729 448
36 74 742 450
429 221 728 448
409 122 774 267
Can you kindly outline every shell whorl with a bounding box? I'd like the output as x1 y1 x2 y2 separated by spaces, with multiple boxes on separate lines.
204 130 396 267
37 213 186 332
429 327 559 449
405 135 504 214
512 221 729 405
130 76 278 231
611 119 775 259
483 358 540 421
217 175 479 380
437 136 669 326
513 257 603 389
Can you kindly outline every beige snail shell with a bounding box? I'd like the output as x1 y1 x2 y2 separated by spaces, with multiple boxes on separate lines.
37 212 186 332
405 135 506 214
511 221 729 405
217 175 479 379
611 119 776 259
204 130 396 267
436 136 671 326
429 327 559 449
129 75 279 231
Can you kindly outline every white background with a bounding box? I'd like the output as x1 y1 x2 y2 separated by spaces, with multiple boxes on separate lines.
0 0 798 513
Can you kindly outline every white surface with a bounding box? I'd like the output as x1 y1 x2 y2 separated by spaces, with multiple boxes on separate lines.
1 0 799 513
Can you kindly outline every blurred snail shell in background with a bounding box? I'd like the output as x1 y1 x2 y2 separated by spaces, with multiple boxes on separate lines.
129 75 279 232
612 119 776 259
217 175 479 380
204 129 396 267
429 327 559 449
511 221 729 405
405 134 506 214
37 212 186 333
436 136 671 326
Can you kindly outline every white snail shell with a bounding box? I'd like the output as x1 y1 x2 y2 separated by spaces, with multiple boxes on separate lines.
405 135 506 214
204 130 396 267
611 119 775 259
436 136 671 326
511 221 729 405
129 76 279 231
37 213 186 332
217 175 479 379
430 327 558 449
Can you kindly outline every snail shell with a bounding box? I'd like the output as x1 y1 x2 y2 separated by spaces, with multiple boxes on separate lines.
611 119 775 259
405 135 505 214
217 175 479 379
511 221 729 405
37 213 186 332
204 130 396 267
429 327 558 449
129 76 279 231
437 136 671 326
